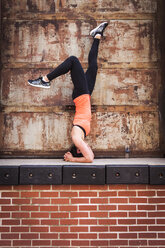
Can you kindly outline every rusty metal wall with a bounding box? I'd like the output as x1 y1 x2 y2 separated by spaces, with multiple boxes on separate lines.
0 0 163 157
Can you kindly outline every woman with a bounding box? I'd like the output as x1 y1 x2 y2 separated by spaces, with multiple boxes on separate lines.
28 22 108 163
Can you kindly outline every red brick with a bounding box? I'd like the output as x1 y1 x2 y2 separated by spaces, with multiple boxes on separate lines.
21 192 39 198
99 191 117 197
22 219 39 226
157 205 165 210
53 185 71 190
21 233 39 239
110 198 128 204
12 212 30 218
129 226 147 232
50 226 69 232
51 212 69 218
40 233 59 239
0 213 10 218
128 185 147 190
0 240 11 246
137 219 155 224
118 191 136 197
1 192 19 197
157 219 165 224
79 233 97 239
1 205 19 211
109 185 127 190
110 226 127 232
99 233 117 239
157 191 165 196
148 197 165 203
149 226 165 231
91 240 109 246
71 198 89 204
118 205 136 211
79 219 97 225
32 198 50 204
13 240 31 246
138 191 156 196
41 219 59 225
40 206 58 211
129 197 147 203
51 198 70 204
21 205 39 211
32 240 51 246
70 212 88 218
110 240 128 246
90 198 108 204
99 219 116 225
79 205 97 211
70 226 88 232
139 233 157 239
71 240 90 246
90 226 108 232
129 240 147 246
158 233 165 238
109 212 127 218
13 185 31 190
148 211 165 217
12 198 30 204
60 191 78 197
32 185 51 190
59 205 77 212
0 186 12 190
118 219 136 225
52 240 70 246
90 211 108 218
31 227 49 232
1 233 19 239
11 227 29 232
40 192 58 197
99 205 116 211
79 191 97 197
71 185 89 190
90 185 108 190
138 204 156 210
60 219 78 225
129 211 147 217
119 233 137 239
0 199 10 204
60 233 78 239
149 240 165 245
2 219 20 225
31 212 49 218
0 227 10 232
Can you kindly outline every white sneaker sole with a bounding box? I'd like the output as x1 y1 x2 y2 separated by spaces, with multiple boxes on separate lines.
90 22 108 37
28 81 50 89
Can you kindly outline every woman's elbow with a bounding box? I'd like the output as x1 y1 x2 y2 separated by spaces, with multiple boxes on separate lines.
86 154 94 163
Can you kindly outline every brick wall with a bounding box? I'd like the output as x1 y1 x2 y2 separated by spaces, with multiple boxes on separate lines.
1 184 165 247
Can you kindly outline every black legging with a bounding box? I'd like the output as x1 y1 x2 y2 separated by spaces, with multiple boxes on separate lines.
47 39 100 99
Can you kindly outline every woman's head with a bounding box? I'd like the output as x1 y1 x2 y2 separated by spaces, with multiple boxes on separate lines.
70 144 83 157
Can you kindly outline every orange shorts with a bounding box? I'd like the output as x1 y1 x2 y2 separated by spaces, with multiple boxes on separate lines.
73 94 91 136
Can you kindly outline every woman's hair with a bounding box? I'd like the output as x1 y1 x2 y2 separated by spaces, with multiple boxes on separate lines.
70 144 83 157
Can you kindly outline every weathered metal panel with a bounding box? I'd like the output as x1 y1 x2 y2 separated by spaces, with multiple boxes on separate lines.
2 0 157 17
1 68 160 106
0 111 159 153
1 20 158 64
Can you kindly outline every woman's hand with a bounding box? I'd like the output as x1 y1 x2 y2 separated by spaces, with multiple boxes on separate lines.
64 152 74 162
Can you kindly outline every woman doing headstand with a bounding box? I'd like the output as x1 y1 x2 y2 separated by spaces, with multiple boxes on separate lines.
28 22 108 163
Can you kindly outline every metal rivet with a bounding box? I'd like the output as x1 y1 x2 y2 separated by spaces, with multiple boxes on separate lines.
4 173 10 179
160 173 163 179
29 173 33 178
92 173 96 179
135 172 140 177
48 173 53 178
115 172 120 177
72 173 76 179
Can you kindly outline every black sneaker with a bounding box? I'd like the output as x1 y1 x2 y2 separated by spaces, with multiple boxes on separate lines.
28 77 51 89
90 22 108 37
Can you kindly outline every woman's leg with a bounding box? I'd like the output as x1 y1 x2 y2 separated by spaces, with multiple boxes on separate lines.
47 56 89 99
85 38 100 95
